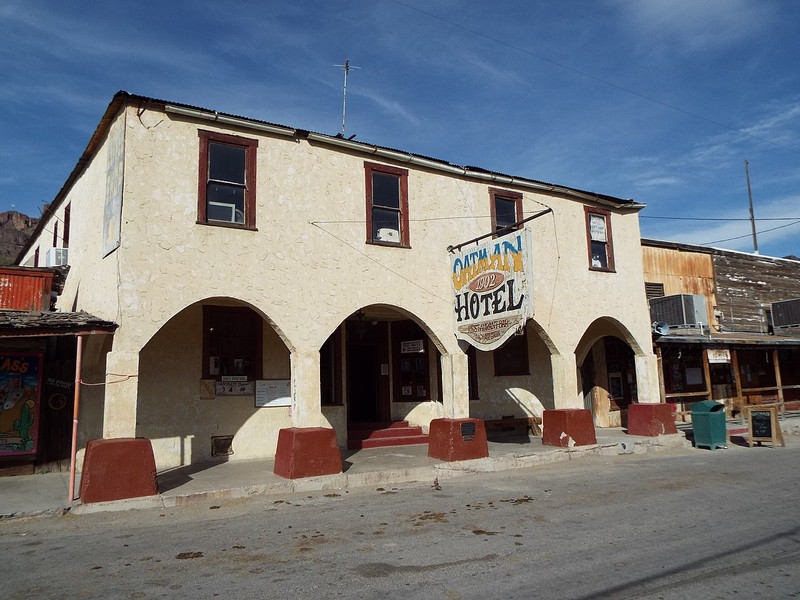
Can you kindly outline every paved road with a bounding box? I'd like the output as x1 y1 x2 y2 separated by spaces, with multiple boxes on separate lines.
3 439 799 599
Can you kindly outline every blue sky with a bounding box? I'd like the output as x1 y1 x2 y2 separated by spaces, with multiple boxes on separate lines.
2 0 799 258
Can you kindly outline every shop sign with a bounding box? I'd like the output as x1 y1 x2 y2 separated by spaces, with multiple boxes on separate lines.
707 349 731 364
0 353 43 456
215 376 255 397
401 340 425 354
451 229 533 350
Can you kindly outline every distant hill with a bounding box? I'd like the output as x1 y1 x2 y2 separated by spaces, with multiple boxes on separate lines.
0 211 38 266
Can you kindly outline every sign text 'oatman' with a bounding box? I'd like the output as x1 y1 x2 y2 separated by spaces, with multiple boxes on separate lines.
451 229 533 351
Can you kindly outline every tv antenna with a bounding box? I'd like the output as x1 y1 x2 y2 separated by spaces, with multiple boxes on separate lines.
334 59 360 136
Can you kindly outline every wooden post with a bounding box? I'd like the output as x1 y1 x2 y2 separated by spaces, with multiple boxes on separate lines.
772 349 785 419
731 349 744 423
702 348 713 400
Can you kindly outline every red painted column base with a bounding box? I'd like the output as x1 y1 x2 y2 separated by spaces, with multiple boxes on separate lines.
542 409 597 447
427 418 488 461
79 438 158 504
627 403 678 436
273 427 343 479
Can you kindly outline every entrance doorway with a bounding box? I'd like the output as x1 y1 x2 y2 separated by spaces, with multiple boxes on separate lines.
346 320 389 423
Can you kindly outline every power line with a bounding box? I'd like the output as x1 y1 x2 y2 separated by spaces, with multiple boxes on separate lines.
388 0 800 155
642 215 800 222
704 219 800 245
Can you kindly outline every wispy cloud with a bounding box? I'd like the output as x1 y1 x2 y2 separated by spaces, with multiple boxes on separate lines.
610 0 776 53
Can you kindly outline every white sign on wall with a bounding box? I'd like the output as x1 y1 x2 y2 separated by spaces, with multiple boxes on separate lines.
451 229 534 351
255 379 291 407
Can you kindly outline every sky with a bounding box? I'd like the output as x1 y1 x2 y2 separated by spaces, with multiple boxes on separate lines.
2 0 799 259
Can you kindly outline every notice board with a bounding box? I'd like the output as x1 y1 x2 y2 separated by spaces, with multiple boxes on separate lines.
747 406 785 448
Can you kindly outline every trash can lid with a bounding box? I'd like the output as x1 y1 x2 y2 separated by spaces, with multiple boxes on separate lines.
691 400 725 413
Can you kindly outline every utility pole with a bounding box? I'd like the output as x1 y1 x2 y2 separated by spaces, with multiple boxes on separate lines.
745 160 759 255
334 59 360 136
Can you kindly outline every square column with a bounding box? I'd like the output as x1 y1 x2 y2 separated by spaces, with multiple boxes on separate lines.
440 352 470 419
290 348 323 428
627 403 677 436
102 351 140 439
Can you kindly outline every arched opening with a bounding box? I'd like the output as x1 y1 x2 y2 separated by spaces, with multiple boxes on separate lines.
576 317 643 428
136 297 290 470
319 304 445 449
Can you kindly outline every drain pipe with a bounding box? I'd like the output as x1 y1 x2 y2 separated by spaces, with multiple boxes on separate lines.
68 334 85 503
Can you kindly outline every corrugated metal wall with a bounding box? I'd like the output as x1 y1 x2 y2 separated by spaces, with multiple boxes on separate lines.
0 268 54 311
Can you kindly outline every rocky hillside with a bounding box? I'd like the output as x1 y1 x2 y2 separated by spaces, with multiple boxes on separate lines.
0 211 38 266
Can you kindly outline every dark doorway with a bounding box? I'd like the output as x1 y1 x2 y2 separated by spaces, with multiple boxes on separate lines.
346 320 389 423
347 344 379 422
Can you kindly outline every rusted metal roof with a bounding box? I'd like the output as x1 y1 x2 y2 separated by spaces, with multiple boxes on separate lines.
0 310 117 338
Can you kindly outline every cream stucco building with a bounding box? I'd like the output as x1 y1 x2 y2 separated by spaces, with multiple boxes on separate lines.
18 92 661 473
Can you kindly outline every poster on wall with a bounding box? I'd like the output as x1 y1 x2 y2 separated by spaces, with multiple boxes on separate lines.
0 353 43 456
103 115 125 257
255 380 291 408
451 228 534 351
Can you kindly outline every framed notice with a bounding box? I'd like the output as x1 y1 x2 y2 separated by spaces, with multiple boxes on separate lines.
747 406 785 448
255 380 291 408
215 376 255 397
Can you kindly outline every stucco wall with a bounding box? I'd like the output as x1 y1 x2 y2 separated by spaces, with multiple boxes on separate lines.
25 99 661 467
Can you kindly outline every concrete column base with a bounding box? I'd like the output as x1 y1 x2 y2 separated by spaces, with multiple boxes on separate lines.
627 403 678 436
427 418 488 461
273 427 343 479
542 409 597 447
79 438 158 504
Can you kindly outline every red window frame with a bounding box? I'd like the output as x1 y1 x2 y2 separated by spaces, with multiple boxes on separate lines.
489 188 523 235
198 130 258 230
585 206 615 272
202 306 263 380
364 162 410 247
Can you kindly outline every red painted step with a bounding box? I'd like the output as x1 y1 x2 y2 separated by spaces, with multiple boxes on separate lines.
347 422 429 450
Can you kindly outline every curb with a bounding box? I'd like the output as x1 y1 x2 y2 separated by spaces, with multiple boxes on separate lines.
70 433 689 516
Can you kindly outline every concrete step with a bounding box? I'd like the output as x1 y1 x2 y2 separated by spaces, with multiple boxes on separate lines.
347 422 429 449
349 434 430 450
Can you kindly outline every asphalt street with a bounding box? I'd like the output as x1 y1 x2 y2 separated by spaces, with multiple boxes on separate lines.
3 438 799 599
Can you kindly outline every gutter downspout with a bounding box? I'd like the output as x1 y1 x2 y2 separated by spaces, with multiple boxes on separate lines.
68 334 84 503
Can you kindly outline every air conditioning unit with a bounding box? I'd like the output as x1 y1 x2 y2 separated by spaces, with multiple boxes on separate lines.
45 247 69 267
649 294 707 328
771 298 800 329
375 228 400 243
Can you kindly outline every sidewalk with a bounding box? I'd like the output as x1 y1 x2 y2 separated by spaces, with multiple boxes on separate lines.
1 417 796 521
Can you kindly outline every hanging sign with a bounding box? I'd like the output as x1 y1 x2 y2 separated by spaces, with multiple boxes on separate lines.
0 353 43 456
451 229 533 350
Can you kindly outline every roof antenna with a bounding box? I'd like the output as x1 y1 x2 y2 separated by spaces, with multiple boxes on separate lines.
334 59 360 138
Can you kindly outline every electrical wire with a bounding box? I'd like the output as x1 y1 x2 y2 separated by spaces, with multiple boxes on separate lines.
704 219 800 245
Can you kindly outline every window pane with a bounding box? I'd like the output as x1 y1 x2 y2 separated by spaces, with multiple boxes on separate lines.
495 197 517 231
207 309 258 378
372 207 401 241
207 184 245 223
372 172 400 209
591 240 608 268
209 142 246 184
589 214 607 242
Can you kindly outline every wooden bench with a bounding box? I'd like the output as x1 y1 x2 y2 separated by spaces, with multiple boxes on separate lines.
484 416 542 438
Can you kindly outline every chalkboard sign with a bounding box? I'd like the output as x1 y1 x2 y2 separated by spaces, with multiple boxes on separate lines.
747 406 785 448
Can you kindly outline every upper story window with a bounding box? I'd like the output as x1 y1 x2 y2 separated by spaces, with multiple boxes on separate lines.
365 162 409 247
490 188 523 235
198 130 258 229
585 207 615 272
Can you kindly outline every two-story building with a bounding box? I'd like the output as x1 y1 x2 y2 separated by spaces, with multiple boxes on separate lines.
17 92 661 492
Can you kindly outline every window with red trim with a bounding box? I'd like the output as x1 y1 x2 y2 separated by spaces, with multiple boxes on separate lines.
365 162 409 246
585 206 615 271
198 130 258 229
490 188 523 235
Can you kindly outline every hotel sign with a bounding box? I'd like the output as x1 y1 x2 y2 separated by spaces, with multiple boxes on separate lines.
451 229 533 351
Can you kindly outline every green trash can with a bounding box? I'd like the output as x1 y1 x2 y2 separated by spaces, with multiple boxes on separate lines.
691 401 727 450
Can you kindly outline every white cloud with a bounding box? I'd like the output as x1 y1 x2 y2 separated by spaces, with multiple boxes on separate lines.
610 0 776 52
